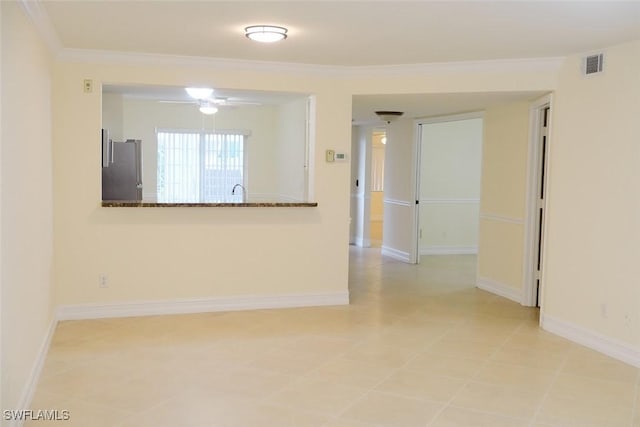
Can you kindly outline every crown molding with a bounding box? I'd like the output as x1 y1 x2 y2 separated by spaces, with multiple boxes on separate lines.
56 48 353 76
56 48 565 78
19 0 62 54
349 56 565 77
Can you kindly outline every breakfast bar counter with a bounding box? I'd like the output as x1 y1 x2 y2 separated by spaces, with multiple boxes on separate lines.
101 201 318 208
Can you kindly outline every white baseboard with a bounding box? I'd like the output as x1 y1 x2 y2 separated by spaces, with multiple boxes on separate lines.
13 317 58 427
541 313 640 368
381 246 411 263
420 246 478 255
56 291 350 321
477 277 522 304
353 235 371 248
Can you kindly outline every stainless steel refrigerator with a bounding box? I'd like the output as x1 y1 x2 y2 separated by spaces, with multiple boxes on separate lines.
102 129 143 201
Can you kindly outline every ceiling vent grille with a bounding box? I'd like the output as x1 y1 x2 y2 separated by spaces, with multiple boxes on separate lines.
584 53 604 76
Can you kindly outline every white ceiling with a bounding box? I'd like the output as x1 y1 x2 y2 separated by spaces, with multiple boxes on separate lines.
38 1 639 120
42 1 640 67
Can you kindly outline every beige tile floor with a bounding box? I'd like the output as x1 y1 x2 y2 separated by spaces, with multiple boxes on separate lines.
28 248 639 426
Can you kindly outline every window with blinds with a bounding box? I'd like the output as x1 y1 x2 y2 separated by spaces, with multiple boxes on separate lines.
157 130 246 203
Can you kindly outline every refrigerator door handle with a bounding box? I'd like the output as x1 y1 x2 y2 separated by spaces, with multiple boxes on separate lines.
109 138 115 165
133 140 142 186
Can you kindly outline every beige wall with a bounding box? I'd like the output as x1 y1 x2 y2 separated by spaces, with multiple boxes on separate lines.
0 2 3 413
370 191 384 220
478 101 530 293
543 41 640 349
419 118 482 254
102 93 123 141
275 97 308 201
1 1 54 413
53 61 352 309
370 191 384 245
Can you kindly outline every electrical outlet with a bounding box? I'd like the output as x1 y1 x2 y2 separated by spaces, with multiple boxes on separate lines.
99 274 108 288
83 79 93 93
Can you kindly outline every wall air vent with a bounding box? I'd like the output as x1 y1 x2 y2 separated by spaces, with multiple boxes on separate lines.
584 53 604 76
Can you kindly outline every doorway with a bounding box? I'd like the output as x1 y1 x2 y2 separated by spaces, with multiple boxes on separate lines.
414 113 483 263
370 130 386 247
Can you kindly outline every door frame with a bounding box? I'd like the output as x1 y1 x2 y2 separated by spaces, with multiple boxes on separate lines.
412 112 485 264
522 94 553 307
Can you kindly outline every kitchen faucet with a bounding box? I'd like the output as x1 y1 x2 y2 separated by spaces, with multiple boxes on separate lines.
231 184 246 201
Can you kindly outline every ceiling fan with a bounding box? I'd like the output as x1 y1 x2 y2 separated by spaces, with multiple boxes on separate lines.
158 87 261 114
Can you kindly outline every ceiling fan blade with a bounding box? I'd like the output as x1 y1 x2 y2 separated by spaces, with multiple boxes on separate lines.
211 97 261 106
226 101 262 106
157 100 197 104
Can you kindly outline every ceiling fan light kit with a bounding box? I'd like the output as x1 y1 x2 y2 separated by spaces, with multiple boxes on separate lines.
199 101 218 115
185 87 214 100
166 87 264 115
245 25 288 43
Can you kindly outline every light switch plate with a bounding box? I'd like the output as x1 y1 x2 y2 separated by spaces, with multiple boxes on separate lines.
326 149 335 162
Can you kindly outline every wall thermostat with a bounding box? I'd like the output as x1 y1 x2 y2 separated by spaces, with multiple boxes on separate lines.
326 149 347 162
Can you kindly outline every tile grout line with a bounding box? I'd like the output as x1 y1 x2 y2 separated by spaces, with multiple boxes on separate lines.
526 344 572 427
255 306 425 425
424 319 530 427
321 315 458 426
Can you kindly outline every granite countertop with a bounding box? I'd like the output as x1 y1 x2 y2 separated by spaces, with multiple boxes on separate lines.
101 200 318 207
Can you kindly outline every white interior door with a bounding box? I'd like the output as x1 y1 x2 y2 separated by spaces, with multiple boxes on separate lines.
414 114 483 263
523 95 552 307
533 106 550 307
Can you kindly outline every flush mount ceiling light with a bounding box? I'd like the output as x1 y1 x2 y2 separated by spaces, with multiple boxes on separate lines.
245 25 288 43
375 111 404 124
199 101 218 115
185 87 214 100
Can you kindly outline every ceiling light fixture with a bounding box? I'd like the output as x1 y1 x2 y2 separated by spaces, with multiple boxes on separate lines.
185 87 214 100
199 101 218 115
375 111 404 124
245 25 288 43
